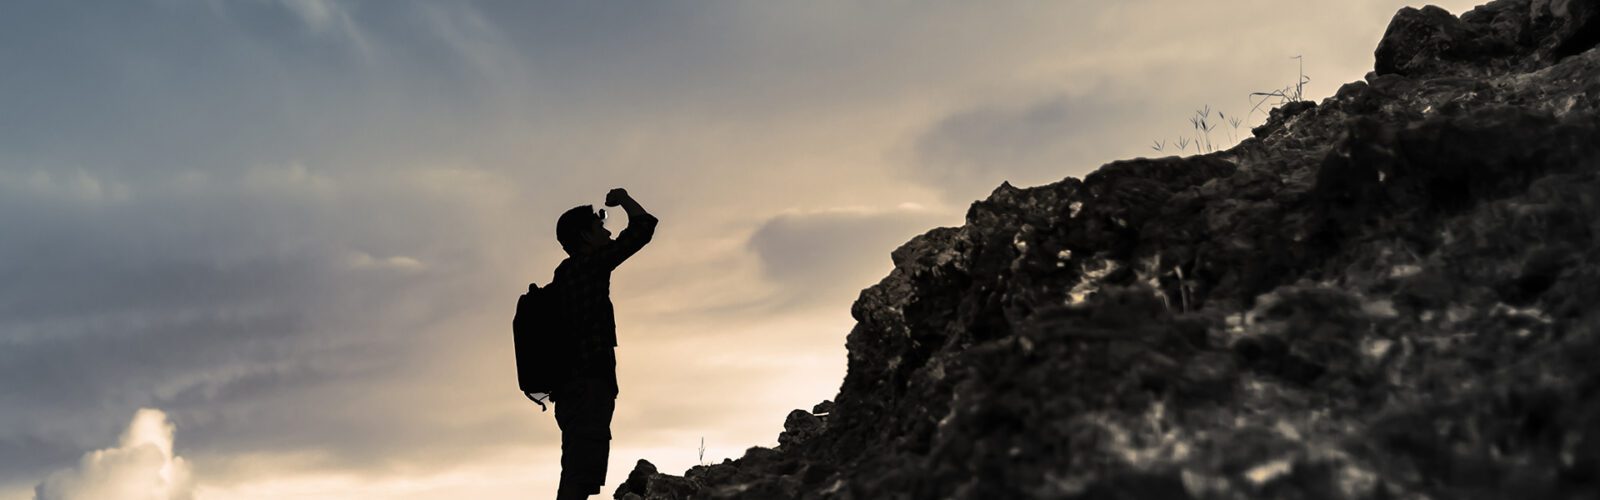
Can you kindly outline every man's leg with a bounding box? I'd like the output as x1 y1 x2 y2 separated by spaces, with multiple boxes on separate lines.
584 396 615 494
555 380 616 498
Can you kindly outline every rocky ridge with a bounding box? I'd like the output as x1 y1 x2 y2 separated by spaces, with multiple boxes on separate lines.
618 1 1600 498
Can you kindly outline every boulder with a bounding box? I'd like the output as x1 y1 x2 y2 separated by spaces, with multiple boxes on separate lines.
776 410 823 448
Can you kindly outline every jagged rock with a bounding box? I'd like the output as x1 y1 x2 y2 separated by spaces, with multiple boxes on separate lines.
618 1 1600 498
777 410 823 448
811 400 835 415
1374 5 1492 77
613 460 657 499
1251 100 1317 139
1375 0 1600 78
643 475 697 499
1527 0 1600 58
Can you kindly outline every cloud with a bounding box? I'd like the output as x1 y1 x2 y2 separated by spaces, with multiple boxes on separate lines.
34 408 194 500
0 161 508 485
897 0 1493 203
277 0 357 40
747 205 952 307
0 169 132 204
911 94 1128 201
347 251 426 272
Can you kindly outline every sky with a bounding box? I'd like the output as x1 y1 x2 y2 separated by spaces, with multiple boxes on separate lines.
1 0 1486 498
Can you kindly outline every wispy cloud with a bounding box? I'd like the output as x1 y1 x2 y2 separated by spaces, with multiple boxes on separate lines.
748 204 951 308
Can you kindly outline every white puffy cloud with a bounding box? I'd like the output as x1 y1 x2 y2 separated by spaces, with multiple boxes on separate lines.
34 409 195 500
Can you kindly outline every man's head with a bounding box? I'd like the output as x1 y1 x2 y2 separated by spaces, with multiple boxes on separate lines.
556 205 612 255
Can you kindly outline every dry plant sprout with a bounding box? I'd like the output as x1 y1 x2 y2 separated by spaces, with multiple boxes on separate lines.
1151 56 1309 155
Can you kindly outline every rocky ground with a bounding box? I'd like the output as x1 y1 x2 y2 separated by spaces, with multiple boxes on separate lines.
616 1 1600 498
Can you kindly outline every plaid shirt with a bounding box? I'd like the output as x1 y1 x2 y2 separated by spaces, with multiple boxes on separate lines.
552 211 658 387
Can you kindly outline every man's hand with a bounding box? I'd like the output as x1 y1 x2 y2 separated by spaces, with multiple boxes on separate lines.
605 188 630 207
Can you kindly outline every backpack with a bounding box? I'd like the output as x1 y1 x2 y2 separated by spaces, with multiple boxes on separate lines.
512 281 576 411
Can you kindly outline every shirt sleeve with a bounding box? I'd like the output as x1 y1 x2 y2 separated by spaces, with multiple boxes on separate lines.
595 211 658 270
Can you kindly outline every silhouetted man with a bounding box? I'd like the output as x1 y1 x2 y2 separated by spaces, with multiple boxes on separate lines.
546 188 657 499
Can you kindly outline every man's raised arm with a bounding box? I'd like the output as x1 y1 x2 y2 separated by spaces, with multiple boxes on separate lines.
598 188 657 269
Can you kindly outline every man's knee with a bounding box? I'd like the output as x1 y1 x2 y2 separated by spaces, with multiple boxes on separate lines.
565 425 610 443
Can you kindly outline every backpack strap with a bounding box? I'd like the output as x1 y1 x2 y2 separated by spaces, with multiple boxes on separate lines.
525 391 550 412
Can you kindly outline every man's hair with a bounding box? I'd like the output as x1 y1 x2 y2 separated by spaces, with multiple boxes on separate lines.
556 205 599 254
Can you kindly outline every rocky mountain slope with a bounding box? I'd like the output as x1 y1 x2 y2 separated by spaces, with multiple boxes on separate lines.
617 1 1600 498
